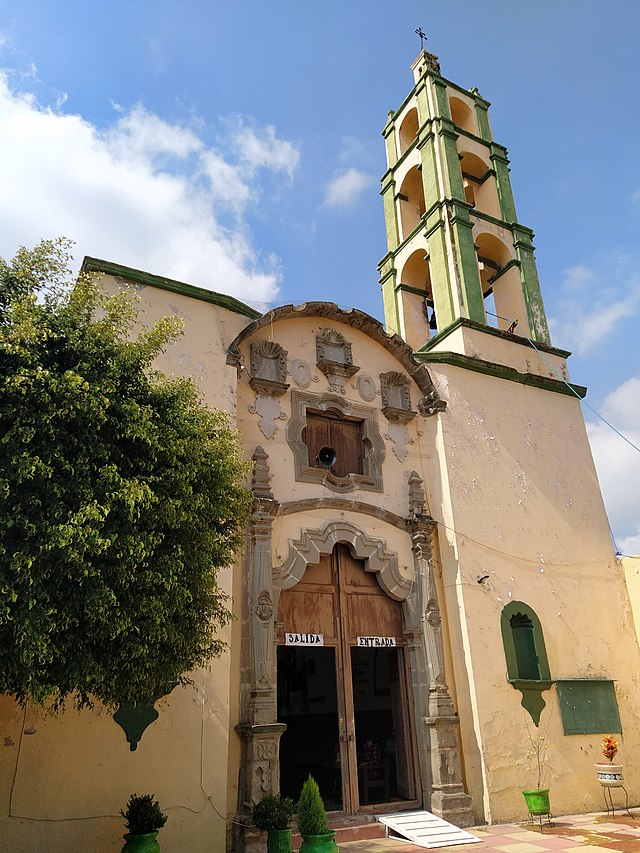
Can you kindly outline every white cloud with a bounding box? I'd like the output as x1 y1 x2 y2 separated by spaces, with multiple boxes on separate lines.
324 167 374 209
548 257 640 354
586 376 640 548
561 264 594 292
230 120 299 179
619 529 640 556
0 72 301 304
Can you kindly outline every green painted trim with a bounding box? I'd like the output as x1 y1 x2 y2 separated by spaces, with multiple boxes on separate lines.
417 316 571 358
509 680 554 727
490 257 521 283
501 601 551 682
453 126 493 149
501 601 553 726
489 143 518 223
414 350 586 399
474 99 492 142
381 180 400 251
462 168 496 187
556 680 622 735
82 257 261 319
395 283 428 298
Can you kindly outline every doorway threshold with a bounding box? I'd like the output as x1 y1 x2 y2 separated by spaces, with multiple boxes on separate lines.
377 811 482 848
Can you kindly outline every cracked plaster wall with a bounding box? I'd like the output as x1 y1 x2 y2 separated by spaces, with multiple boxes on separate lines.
425 362 640 823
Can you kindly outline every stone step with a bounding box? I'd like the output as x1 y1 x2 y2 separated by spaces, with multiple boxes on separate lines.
292 818 386 849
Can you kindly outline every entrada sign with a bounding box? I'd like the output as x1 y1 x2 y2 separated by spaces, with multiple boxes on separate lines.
357 636 397 647
285 633 324 646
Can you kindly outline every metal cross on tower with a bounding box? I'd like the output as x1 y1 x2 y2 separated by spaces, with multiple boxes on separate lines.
415 27 427 50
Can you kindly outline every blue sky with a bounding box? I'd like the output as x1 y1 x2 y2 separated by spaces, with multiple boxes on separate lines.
1 1 639 549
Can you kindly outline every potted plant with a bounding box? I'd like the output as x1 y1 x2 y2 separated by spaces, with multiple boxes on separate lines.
522 713 551 818
296 775 338 853
120 793 168 852
594 734 624 787
251 793 295 853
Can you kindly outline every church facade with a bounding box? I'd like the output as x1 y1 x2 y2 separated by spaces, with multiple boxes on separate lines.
2 51 640 853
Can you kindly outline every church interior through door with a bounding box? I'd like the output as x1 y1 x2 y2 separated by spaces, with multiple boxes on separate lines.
276 543 418 814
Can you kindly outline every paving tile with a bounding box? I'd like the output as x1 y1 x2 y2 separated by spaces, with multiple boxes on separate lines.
492 844 549 853
576 847 627 853
484 826 520 833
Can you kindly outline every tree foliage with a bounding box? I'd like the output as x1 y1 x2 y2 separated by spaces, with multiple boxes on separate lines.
0 239 251 710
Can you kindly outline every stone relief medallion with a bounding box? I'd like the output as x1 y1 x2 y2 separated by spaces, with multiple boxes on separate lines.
426 598 441 628
255 591 274 622
385 421 411 462
291 358 311 388
356 374 377 402
248 394 287 440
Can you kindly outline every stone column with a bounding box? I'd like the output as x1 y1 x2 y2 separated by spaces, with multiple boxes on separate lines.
235 447 286 853
406 473 474 827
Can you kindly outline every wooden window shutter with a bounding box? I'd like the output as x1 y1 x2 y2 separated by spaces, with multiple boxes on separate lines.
304 411 364 477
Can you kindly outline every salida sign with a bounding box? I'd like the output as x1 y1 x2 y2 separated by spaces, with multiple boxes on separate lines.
285 633 324 646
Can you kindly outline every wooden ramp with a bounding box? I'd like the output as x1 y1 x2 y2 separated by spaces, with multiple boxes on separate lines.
377 811 482 848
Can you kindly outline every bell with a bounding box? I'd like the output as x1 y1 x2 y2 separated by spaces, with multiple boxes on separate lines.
429 310 438 330
316 446 337 468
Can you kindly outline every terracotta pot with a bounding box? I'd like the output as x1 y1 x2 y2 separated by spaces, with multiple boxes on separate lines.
594 762 624 787
522 788 550 815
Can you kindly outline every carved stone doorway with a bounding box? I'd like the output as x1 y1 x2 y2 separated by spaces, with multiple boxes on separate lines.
276 544 419 814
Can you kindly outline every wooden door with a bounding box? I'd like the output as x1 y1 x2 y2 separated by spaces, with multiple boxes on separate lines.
276 544 418 813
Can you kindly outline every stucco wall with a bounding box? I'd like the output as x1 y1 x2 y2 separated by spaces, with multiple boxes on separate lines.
0 278 250 852
427 363 640 822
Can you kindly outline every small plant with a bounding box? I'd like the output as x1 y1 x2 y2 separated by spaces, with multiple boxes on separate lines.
121 793 168 835
251 793 295 831
296 775 329 836
524 708 552 790
602 734 619 763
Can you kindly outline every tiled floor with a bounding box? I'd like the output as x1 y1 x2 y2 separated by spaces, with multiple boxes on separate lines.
337 812 640 852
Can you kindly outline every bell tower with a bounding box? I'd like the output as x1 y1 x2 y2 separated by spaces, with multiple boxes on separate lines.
378 50 551 354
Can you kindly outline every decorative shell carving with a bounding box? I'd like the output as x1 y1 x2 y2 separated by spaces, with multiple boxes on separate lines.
250 340 288 383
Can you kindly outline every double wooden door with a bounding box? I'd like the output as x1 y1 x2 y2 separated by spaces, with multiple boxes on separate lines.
276 544 417 813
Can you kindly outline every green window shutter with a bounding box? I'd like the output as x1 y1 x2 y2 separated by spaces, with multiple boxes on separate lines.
510 613 541 680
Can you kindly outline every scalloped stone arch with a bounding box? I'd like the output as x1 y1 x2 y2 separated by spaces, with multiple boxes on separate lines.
225 301 444 407
274 519 411 602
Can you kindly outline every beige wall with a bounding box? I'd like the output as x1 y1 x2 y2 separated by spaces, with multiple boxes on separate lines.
0 652 235 852
428 362 640 822
235 315 436 518
0 281 251 853
4 274 639 849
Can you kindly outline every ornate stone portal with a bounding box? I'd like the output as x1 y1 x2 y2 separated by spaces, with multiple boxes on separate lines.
237 459 472 849
235 448 286 853
405 472 474 826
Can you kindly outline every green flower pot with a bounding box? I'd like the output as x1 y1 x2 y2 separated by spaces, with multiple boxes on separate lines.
522 788 550 815
267 827 293 853
121 831 160 853
299 831 338 853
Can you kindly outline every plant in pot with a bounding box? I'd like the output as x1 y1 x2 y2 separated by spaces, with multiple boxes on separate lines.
296 775 338 853
251 793 295 853
120 793 168 853
522 711 552 819
594 734 623 786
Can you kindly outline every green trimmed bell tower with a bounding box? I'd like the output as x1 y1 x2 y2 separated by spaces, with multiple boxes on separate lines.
378 50 550 354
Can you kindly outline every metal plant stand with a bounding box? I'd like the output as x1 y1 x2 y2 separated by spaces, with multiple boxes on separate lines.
527 810 553 828
601 782 634 818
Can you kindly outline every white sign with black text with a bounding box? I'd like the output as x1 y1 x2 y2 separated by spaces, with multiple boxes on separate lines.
357 636 397 648
285 633 324 646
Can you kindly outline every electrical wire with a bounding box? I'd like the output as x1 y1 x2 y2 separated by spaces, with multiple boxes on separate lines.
525 336 640 455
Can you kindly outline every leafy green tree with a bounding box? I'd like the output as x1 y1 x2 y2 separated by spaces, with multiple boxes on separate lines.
0 239 251 710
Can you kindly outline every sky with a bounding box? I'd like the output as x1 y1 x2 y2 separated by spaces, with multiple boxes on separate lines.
1 1 639 551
